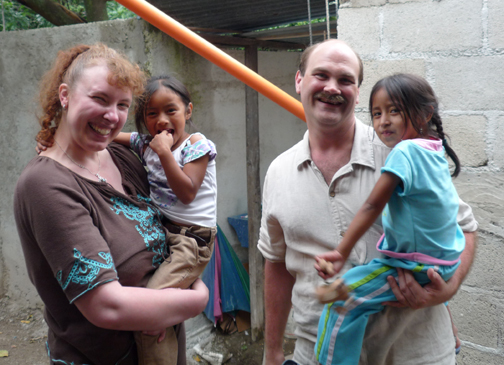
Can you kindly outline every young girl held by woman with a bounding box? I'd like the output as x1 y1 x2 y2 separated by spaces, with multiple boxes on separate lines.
314 73 465 365
115 75 217 365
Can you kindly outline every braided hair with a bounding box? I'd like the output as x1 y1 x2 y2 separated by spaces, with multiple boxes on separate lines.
369 73 460 177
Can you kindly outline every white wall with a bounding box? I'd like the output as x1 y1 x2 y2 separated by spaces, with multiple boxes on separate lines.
339 0 504 362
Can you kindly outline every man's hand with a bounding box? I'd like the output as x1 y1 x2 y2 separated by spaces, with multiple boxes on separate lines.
383 268 457 309
385 231 477 309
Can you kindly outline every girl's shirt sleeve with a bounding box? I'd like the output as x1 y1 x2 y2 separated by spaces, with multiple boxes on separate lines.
130 132 146 159
180 138 217 165
381 145 413 196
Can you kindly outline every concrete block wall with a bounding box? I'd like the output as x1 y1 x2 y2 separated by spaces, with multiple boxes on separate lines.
0 19 306 308
340 0 504 362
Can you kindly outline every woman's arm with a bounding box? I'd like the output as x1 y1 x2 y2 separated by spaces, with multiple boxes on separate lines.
17 146 208 333
150 132 209 205
113 132 132 147
74 278 209 331
316 172 401 276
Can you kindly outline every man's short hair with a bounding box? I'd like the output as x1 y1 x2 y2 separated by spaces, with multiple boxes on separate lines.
298 40 364 87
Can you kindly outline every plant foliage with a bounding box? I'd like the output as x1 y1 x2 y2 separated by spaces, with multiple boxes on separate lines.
1 0 135 31
1 1 52 31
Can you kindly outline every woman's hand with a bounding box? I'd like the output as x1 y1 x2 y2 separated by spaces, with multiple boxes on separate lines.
383 268 457 309
191 278 209 302
142 329 167 343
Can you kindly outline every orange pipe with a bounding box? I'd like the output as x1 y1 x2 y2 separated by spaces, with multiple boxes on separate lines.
115 0 306 122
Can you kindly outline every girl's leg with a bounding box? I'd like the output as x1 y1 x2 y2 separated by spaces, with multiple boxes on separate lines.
135 327 178 365
148 232 199 290
148 226 215 290
316 261 399 365
136 227 211 365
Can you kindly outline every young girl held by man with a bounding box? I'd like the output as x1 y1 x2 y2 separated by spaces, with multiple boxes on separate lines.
314 73 464 365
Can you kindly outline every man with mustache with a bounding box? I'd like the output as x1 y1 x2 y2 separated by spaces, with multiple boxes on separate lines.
258 39 478 365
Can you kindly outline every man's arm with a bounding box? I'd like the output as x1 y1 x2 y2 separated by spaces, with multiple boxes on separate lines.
385 231 477 308
264 260 295 365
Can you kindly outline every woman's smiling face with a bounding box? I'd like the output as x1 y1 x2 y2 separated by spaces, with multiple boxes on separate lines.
59 63 132 152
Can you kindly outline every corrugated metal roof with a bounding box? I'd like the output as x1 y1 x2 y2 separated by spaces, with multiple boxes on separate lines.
146 0 339 47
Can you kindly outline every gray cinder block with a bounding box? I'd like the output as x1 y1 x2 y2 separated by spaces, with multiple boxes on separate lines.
443 115 487 168
433 56 504 111
383 0 482 53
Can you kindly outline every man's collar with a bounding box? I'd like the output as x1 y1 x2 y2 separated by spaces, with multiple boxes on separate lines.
295 118 382 170
294 130 312 168
349 118 380 170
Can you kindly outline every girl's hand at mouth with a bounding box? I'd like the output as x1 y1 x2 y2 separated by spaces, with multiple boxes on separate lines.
150 130 174 155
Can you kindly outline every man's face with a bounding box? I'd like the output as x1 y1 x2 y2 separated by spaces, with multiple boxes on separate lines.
295 41 360 129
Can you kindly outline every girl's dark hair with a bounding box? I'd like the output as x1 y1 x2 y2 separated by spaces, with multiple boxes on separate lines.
134 75 193 135
369 73 460 177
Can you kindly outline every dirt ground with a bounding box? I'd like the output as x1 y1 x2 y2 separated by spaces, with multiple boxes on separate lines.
0 297 47 364
195 328 295 365
0 297 295 364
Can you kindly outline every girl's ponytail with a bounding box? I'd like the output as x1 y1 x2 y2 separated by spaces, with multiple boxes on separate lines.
430 112 460 177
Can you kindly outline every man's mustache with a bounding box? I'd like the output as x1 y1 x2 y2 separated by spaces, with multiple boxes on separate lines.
314 92 346 104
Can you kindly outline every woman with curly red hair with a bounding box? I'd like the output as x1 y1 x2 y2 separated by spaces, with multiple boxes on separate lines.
14 43 208 365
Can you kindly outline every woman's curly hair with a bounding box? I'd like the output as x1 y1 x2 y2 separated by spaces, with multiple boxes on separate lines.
36 43 145 144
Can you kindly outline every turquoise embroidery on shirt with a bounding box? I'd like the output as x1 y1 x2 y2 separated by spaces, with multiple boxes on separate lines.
110 195 166 267
57 249 115 290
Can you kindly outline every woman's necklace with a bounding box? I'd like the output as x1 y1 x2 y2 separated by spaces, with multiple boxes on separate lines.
54 139 107 183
